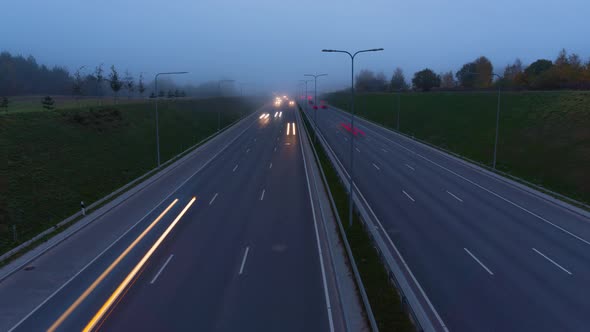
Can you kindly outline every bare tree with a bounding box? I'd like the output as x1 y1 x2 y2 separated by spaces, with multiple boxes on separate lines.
440 71 456 88
138 73 146 98
109 65 123 104
72 68 84 107
123 70 134 99
94 64 104 105
390 67 408 91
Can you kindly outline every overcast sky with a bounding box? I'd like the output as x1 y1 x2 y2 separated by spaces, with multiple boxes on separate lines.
3 0 589 94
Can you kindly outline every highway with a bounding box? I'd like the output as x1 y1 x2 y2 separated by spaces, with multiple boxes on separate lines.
306 103 590 331
4 103 349 331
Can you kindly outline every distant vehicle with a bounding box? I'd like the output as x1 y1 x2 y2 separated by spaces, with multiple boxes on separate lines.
289 100 295 107
313 105 318 110
320 104 327 109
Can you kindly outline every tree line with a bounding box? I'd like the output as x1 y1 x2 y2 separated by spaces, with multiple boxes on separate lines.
0 51 238 99
355 48 590 92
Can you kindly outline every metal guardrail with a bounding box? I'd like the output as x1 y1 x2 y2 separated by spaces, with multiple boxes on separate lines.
297 108 379 332
300 107 448 332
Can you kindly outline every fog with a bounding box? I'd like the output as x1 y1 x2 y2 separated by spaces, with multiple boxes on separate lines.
2 0 589 95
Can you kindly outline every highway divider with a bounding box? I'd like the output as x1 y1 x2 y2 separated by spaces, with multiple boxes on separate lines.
299 105 419 332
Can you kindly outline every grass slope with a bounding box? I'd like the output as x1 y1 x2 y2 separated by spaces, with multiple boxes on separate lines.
0 97 263 255
325 91 590 204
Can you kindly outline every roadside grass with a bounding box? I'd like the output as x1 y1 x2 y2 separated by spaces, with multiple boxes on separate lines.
0 97 264 255
325 91 590 204
300 107 413 331
0 95 150 114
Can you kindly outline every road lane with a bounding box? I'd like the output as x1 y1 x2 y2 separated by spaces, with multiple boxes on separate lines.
308 104 590 331
92 106 332 331
11 105 337 332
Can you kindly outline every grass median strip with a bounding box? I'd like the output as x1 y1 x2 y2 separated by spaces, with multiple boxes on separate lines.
300 109 413 332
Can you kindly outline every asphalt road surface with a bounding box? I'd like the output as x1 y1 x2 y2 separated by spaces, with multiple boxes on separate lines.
8 104 340 332
306 103 590 332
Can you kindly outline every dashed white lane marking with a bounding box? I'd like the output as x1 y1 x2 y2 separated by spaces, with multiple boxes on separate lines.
405 164 415 171
532 248 572 275
372 163 380 171
355 147 361 153
464 248 494 275
246 148 250 153
274 147 277 152
269 162 273 169
402 190 415 202
209 193 219 205
150 254 174 284
239 247 250 275
233 164 239 172
446 191 463 202
260 189 265 201
381 148 388 153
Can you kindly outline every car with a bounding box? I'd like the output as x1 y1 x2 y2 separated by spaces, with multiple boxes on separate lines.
320 104 327 109
289 100 295 107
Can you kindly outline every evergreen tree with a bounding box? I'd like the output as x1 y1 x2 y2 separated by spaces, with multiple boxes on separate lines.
41 96 55 110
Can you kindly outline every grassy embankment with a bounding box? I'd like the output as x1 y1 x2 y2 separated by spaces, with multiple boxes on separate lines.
2 96 149 114
325 91 590 205
300 107 413 332
0 97 264 255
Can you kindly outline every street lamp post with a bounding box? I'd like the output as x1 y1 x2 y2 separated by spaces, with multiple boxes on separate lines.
155 71 188 167
467 72 503 169
322 48 384 227
491 73 502 170
240 83 249 97
299 79 312 114
218 79 235 131
304 73 327 141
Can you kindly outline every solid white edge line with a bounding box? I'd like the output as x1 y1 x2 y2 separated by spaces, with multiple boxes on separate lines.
238 247 250 275
446 191 463 202
209 193 218 205
150 254 174 284
464 248 494 275
372 163 380 171
296 111 335 332
260 189 265 201
315 108 448 330
532 248 572 275
402 190 415 202
338 108 590 246
8 112 261 332
405 164 415 171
